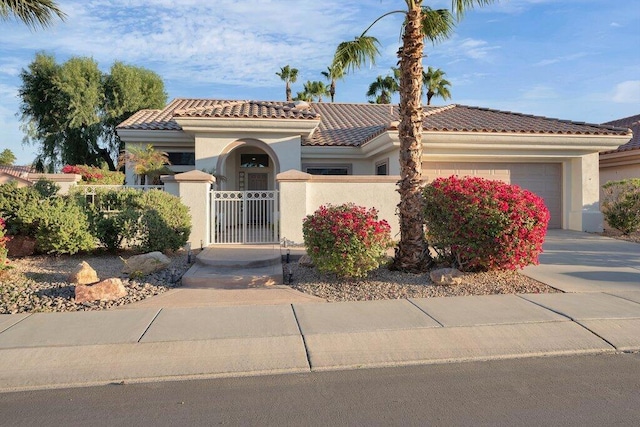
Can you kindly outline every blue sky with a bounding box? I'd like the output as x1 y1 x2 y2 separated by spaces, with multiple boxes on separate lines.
1 0 639 166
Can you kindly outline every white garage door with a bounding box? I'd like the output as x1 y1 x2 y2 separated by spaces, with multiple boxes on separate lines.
423 162 562 228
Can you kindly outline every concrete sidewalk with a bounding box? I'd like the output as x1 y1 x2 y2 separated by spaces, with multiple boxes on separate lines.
0 230 639 392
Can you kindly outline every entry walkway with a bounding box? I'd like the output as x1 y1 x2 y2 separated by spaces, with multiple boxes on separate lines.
0 231 639 392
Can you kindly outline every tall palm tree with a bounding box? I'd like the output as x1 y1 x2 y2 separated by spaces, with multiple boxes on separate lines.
333 1 494 273
366 75 399 104
423 66 452 105
0 0 66 29
275 65 299 102
321 63 346 102
299 80 330 102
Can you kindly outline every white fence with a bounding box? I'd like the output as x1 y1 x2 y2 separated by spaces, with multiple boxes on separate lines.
210 191 279 244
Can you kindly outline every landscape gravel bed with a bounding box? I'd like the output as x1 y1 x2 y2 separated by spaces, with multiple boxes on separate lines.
0 251 194 314
286 262 560 302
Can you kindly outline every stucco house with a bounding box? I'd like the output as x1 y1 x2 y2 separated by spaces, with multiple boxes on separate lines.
600 114 640 185
0 165 34 187
116 99 631 245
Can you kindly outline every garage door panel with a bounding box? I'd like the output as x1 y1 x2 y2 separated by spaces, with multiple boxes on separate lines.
423 162 561 229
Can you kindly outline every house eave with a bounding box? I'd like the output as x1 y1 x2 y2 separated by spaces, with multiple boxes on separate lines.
599 148 640 168
175 117 320 138
116 129 192 144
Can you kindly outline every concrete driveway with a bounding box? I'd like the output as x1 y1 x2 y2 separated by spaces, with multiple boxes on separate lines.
522 230 640 293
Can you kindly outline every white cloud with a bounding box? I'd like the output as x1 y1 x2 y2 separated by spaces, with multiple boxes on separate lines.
521 85 558 100
612 80 640 103
534 52 589 67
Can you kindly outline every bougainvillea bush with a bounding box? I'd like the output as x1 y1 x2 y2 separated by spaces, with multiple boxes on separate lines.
423 176 550 272
62 164 124 185
302 203 392 278
0 218 10 271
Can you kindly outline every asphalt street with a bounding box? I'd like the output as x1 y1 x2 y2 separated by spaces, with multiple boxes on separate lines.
1 353 639 426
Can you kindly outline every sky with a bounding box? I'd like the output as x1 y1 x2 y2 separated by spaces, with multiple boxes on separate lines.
1 0 639 166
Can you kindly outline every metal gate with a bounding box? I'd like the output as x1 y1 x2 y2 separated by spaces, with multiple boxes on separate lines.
210 191 279 244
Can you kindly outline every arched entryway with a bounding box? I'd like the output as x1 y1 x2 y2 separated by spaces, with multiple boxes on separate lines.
211 139 280 244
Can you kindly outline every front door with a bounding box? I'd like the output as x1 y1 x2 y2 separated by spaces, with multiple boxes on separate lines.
248 173 268 191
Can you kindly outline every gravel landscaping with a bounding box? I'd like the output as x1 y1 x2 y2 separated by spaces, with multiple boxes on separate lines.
0 251 195 314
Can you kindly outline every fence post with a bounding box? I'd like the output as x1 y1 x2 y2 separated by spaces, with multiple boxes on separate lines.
276 170 310 244
162 170 215 247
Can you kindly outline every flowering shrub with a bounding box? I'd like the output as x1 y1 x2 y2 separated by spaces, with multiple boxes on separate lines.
62 164 124 185
0 218 10 271
601 179 640 235
302 203 392 278
423 176 550 272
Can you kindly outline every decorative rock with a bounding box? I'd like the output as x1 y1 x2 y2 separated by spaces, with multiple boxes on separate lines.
430 268 464 286
122 252 171 276
75 278 127 303
5 235 37 257
298 255 314 267
68 261 99 285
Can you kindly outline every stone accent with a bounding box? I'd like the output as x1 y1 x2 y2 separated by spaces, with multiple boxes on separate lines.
74 278 127 303
68 261 99 285
122 252 171 276
430 268 464 286
5 236 36 257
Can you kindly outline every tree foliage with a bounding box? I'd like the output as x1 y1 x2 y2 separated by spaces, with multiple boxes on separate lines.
367 74 399 104
18 53 167 172
423 66 452 105
0 149 16 165
0 0 65 29
276 65 299 102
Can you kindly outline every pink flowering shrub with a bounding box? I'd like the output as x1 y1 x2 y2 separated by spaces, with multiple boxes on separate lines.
62 164 124 185
423 176 550 272
0 218 11 271
302 204 392 278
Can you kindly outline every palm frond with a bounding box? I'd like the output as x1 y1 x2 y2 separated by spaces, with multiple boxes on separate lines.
421 7 455 43
451 0 496 19
333 36 381 73
0 0 66 29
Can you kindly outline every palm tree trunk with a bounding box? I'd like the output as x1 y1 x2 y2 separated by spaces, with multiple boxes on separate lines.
286 83 292 102
330 80 336 102
392 2 431 272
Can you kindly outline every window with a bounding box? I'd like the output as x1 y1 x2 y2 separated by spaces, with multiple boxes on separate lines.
303 163 352 175
240 154 269 168
375 160 388 176
167 152 195 166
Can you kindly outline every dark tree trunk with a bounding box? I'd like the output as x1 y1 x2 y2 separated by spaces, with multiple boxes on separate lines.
330 80 336 102
286 83 292 102
98 147 117 171
391 2 432 273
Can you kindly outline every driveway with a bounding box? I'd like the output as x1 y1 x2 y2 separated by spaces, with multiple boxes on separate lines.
522 230 640 293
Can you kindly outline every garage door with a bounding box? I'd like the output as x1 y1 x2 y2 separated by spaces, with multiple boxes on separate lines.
422 162 562 228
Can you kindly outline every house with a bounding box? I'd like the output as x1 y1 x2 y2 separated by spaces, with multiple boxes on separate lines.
116 99 631 245
0 165 34 187
599 114 640 185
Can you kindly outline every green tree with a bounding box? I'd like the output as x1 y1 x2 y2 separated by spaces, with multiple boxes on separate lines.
0 0 65 29
423 66 452 105
321 63 346 103
367 75 399 104
334 1 493 272
299 80 330 102
19 53 167 171
276 65 299 102
118 144 171 185
0 149 16 165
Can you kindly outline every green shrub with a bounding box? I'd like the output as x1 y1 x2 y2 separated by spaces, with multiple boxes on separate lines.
423 176 550 272
601 179 640 235
302 203 392 278
32 178 60 198
136 190 191 252
0 183 43 236
0 218 10 271
35 197 95 255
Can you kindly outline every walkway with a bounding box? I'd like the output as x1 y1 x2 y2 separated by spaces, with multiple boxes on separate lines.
0 230 638 392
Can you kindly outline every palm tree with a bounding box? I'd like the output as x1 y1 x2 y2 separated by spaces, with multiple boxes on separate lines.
333 1 494 273
367 75 399 104
0 0 66 29
299 80 330 102
321 63 346 102
423 66 452 105
275 65 299 102
118 144 171 186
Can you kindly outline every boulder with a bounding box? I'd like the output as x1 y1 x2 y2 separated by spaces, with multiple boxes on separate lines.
5 235 36 257
298 254 314 267
122 251 171 276
75 278 127 303
430 268 464 286
68 261 99 285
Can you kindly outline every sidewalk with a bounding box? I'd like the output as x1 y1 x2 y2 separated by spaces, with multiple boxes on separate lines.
0 231 639 392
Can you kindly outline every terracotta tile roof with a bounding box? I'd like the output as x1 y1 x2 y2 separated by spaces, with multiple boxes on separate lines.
0 165 34 179
601 114 640 153
117 98 631 147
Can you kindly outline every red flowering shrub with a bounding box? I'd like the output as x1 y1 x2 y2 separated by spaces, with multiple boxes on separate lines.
423 176 550 272
62 164 124 185
0 218 11 271
302 203 392 278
